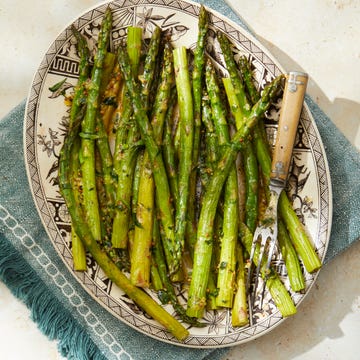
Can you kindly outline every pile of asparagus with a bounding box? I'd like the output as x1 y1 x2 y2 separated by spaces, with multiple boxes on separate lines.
58 5 322 341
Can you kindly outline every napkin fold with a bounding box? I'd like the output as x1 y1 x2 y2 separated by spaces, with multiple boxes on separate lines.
0 1 359 359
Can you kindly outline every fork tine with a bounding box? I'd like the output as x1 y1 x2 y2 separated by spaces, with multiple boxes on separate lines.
246 226 263 292
246 228 263 311
246 230 259 292
259 230 277 308
252 231 270 307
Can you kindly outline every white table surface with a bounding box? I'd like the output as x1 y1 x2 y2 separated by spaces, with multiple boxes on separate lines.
0 1 359 359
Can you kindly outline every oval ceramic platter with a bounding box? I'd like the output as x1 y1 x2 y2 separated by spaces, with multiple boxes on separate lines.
24 0 332 348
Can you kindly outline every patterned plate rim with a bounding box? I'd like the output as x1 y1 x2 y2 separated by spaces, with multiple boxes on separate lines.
23 0 332 348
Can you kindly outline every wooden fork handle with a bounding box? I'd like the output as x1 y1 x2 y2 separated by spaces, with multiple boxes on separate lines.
270 71 308 184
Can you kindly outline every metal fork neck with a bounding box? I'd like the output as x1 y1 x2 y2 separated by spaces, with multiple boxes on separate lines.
269 178 286 194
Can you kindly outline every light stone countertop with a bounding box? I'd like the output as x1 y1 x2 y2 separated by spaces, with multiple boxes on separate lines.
0 1 359 359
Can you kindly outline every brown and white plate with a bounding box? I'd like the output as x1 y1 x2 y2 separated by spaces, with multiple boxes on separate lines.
24 0 332 348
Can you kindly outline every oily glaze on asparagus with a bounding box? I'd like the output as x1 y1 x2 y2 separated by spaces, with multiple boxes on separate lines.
58 108 189 341
224 72 305 295
186 75 284 318
219 36 259 234
238 56 321 274
117 45 180 275
131 41 174 287
186 4 209 258
111 26 143 249
68 26 91 271
130 27 163 285
173 45 194 268
205 59 239 309
80 8 112 242
162 88 179 204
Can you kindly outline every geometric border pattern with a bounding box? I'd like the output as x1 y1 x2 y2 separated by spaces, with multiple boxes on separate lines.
23 0 332 348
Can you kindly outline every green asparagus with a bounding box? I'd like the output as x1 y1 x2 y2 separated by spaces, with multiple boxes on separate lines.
68 26 91 271
58 109 189 341
173 46 194 268
205 58 238 309
80 8 112 241
186 4 209 259
186 75 284 318
131 36 173 287
117 45 179 275
111 26 143 249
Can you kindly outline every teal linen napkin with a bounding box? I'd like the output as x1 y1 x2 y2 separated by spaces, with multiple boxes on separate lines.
1 1 359 359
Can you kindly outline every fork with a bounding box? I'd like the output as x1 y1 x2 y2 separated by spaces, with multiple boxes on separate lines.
247 71 308 309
